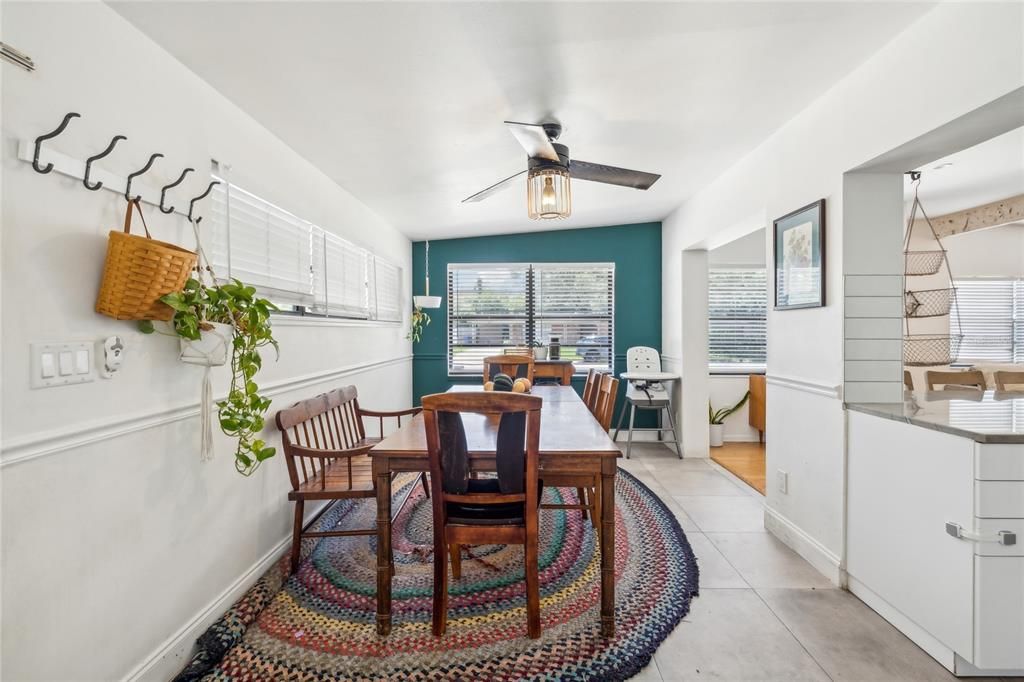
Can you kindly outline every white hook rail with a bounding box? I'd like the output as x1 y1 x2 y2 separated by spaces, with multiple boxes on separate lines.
17 139 194 220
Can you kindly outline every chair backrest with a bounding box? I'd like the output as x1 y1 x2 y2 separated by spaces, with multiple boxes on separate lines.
593 374 620 431
925 370 986 391
582 368 601 414
626 346 661 373
484 354 535 382
275 385 365 490
994 370 1024 391
421 392 542 523
903 370 914 391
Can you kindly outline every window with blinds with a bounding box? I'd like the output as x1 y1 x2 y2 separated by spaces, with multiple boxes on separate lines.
708 268 767 372
447 263 614 375
951 279 1024 363
206 179 402 321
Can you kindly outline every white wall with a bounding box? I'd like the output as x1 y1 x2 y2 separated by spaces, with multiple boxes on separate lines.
946 222 1024 279
0 3 412 681
662 2 1024 580
708 228 765 442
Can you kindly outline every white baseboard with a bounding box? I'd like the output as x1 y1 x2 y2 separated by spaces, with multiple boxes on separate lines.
764 506 843 586
847 575 957 674
723 434 761 443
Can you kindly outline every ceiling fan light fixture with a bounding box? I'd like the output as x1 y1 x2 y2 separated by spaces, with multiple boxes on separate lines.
527 166 571 220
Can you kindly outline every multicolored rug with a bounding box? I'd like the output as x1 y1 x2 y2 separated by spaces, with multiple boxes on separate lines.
176 469 698 681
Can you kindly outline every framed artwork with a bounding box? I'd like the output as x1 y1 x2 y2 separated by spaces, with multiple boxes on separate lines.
773 199 826 310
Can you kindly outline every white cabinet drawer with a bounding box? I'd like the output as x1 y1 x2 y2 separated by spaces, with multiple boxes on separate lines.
974 556 1024 669
975 481 1024 518
975 444 1024 481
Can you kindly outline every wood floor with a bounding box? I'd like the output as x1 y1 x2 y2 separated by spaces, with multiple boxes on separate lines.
710 441 766 494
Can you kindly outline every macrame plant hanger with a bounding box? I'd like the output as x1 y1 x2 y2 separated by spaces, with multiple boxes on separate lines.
184 217 231 462
903 171 964 367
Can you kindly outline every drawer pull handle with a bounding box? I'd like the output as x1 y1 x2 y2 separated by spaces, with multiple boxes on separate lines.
945 522 1017 546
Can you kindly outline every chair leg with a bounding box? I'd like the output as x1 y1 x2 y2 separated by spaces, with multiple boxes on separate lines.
421 472 431 498
449 543 462 579
625 403 637 459
290 500 304 573
577 487 589 521
524 538 541 639
664 404 683 459
433 533 449 636
589 484 599 530
613 401 629 440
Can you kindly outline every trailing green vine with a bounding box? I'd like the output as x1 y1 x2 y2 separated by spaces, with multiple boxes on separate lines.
407 305 430 343
141 278 279 475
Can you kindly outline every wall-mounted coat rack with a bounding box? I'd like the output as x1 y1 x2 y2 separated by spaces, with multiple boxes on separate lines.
18 112 218 223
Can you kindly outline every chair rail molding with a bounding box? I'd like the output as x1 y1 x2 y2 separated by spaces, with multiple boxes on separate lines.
0 354 413 468
766 374 843 401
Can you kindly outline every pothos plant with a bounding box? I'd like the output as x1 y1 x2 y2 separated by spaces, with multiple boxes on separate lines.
140 278 280 476
407 305 430 343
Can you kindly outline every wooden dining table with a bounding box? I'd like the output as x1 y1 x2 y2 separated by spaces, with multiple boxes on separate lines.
369 384 622 637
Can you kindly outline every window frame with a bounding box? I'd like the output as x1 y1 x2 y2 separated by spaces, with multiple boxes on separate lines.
446 262 615 377
707 265 768 375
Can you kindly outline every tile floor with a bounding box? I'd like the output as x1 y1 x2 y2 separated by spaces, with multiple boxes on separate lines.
620 442 1015 682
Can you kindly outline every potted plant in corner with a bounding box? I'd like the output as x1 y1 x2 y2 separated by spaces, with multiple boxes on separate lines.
140 277 279 475
708 391 750 448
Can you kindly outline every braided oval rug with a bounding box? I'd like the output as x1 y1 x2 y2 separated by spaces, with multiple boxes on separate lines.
177 469 699 682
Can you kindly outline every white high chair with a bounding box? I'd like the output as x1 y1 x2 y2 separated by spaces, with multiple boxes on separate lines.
614 346 683 459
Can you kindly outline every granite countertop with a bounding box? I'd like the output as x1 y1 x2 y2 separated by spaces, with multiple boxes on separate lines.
847 390 1024 444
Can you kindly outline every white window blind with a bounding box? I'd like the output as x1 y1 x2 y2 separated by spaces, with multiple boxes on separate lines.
206 179 402 321
373 257 402 322
447 263 614 375
708 268 767 372
951 279 1024 363
208 180 315 306
533 263 614 372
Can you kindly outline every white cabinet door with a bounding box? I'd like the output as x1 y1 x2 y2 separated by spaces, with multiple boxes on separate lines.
974 556 1024 669
847 412 976 658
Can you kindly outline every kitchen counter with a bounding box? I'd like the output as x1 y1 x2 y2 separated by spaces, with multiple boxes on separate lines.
846 390 1024 444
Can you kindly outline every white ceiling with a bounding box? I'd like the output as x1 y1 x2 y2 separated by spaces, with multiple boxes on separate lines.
111 1 934 241
907 126 1024 216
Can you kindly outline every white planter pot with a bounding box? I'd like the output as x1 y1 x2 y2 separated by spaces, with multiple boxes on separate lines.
413 295 442 309
180 322 233 367
709 423 725 447
533 347 548 361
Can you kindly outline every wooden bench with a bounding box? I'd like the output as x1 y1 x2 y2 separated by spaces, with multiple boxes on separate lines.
275 385 426 572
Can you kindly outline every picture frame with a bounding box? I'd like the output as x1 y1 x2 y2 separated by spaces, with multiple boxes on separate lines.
773 199 826 310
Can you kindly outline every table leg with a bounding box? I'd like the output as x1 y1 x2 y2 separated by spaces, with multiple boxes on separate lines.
600 461 616 637
374 461 393 636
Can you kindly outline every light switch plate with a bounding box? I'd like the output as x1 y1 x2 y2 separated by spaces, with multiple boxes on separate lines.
31 342 95 388
777 470 789 495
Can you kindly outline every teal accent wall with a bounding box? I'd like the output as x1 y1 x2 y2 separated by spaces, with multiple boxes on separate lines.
411 222 662 425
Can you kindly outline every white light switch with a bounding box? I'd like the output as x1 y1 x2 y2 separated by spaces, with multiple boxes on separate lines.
31 342 96 388
75 349 90 374
40 352 56 378
58 351 73 376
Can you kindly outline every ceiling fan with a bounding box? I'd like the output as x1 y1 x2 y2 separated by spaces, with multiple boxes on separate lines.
462 121 661 220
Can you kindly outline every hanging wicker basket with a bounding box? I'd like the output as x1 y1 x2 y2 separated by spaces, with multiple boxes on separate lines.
904 287 955 318
904 250 946 276
904 334 962 367
95 199 197 321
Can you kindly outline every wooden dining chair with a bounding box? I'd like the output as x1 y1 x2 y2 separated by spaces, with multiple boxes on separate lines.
903 370 914 391
994 370 1024 391
582 368 602 414
925 370 986 391
483 354 535 382
576 373 619 528
421 391 543 639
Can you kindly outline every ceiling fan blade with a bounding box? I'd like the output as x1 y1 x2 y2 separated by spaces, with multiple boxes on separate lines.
504 121 559 161
461 170 527 203
570 160 661 190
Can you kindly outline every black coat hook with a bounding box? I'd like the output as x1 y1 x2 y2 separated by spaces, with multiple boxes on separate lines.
188 181 221 222
32 112 81 174
159 167 194 214
83 135 127 190
124 153 164 201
